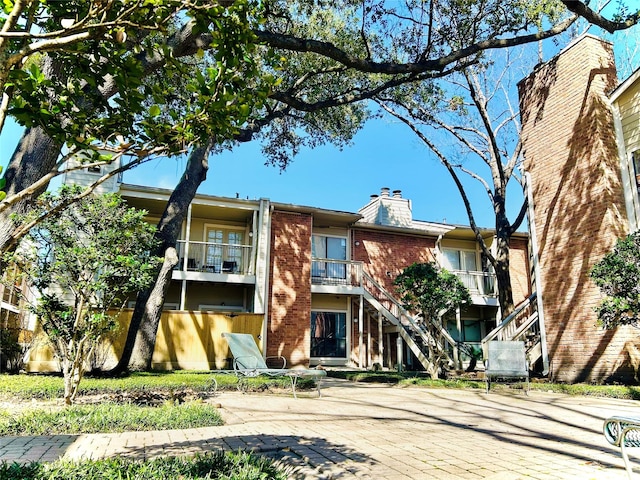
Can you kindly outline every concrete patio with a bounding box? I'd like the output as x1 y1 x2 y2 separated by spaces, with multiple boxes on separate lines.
1 377 638 479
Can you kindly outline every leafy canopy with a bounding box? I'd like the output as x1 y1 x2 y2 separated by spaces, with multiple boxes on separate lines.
591 232 640 329
394 262 471 321
3 1 275 158
17 186 161 345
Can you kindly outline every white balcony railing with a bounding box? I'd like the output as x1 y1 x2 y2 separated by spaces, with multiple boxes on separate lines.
311 259 363 287
175 240 252 274
451 270 497 296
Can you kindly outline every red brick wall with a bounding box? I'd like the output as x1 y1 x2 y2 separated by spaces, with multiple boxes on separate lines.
352 229 435 293
519 36 636 382
509 237 531 304
267 210 312 367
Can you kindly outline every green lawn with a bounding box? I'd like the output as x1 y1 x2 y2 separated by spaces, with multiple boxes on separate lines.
0 401 223 435
327 370 640 399
0 451 287 480
0 371 304 400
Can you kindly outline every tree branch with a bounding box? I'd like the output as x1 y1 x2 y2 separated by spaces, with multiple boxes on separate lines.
254 16 576 75
561 0 639 33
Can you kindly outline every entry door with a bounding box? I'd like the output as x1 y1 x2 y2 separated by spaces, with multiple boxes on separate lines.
204 227 244 273
311 311 347 358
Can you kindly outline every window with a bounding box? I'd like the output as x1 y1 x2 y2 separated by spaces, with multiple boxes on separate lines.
442 249 477 271
204 226 244 273
311 311 347 358
312 235 347 281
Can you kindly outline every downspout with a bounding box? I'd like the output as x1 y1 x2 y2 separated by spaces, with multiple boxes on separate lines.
259 202 273 359
435 233 445 265
180 204 192 311
524 171 550 375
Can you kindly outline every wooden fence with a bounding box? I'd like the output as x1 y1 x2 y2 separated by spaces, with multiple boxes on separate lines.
25 310 264 372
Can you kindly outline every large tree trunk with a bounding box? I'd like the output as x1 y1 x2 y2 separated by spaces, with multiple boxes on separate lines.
0 127 61 256
493 230 514 318
0 55 71 258
112 142 213 373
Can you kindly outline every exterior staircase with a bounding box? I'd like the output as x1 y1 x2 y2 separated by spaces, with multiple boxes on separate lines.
361 272 457 374
360 272 548 376
481 293 549 375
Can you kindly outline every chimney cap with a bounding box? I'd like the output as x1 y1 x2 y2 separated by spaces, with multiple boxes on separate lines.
380 187 390 196
392 190 402 198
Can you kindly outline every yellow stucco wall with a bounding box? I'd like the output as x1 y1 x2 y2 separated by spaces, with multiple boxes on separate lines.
25 310 264 372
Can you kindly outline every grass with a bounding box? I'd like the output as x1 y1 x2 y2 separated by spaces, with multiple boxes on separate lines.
326 370 640 399
0 371 306 401
0 401 223 435
0 371 310 436
0 451 287 480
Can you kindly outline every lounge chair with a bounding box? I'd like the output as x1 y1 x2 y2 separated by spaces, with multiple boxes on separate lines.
222 332 326 398
603 416 640 479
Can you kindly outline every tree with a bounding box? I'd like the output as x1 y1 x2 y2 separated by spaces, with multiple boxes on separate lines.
49 1 640 373
590 231 640 330
3 1 639 373
12 186 160 404
394 262 471 378
0 0 273 256
376 49 531 317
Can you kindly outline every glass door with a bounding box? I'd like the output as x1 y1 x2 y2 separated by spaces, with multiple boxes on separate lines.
311 311 347 358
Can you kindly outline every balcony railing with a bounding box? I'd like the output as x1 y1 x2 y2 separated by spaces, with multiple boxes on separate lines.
311 259 363 287
175 240 252 274
451 270 497 296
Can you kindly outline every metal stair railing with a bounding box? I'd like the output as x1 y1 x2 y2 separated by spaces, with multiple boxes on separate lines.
362 272 457 371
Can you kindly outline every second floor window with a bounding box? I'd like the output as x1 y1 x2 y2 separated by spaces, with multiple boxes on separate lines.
312 235 347 281
442 248 477 272
205 227 244 273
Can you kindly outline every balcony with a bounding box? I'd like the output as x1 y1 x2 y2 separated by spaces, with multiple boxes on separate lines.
311 259 363 288
175 240 252 274
451 270 497 296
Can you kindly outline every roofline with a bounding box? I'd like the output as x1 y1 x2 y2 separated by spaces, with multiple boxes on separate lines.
353 222 455 237
609 66 640 103
272 201 363 222
119 183 529 238
119 183 262 209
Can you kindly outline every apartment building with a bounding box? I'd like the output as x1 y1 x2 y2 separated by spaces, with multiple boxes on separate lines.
59 159 532 373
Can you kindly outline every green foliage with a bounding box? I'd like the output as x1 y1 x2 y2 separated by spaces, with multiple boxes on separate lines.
590 231 640 329
0 371 304 400
0 328 24 373
12 186 161 403
394 262 471 321
3 1 274 156
0 451 287 480
0 402 222 435
0 165 5 201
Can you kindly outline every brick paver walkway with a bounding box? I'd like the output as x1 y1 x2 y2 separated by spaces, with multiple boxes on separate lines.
1 378 638 479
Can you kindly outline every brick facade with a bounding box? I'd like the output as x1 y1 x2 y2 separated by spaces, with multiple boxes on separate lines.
267 210 313 367
509 237 532 304
519 36 637 382
352 229 436 293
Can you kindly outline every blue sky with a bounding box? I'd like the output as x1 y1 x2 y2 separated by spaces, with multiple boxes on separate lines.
1 14 638 230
